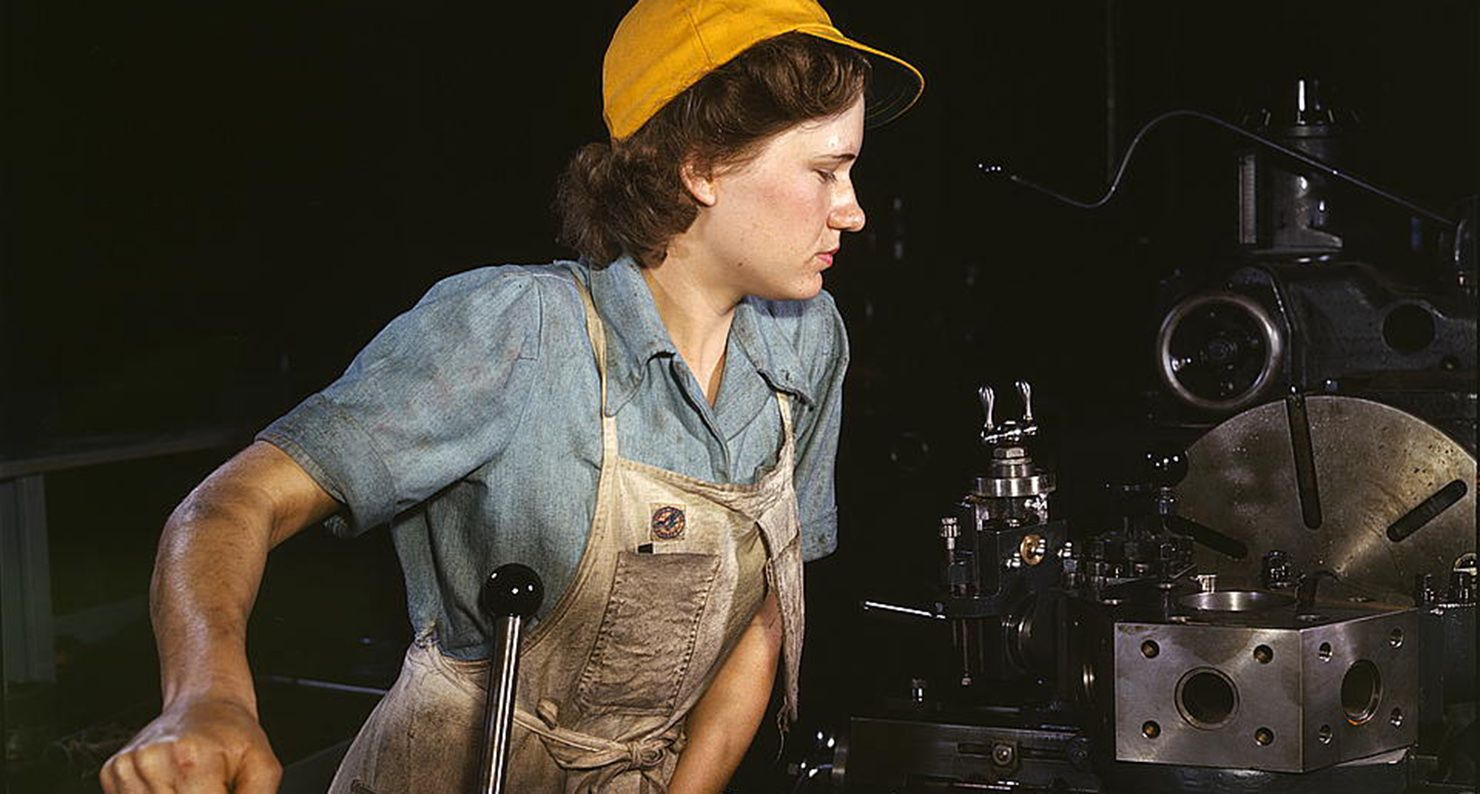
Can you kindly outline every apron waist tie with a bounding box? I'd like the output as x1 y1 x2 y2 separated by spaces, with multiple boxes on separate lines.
514 700 683 794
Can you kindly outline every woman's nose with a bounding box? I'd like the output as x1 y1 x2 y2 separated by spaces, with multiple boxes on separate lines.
831 190 866 232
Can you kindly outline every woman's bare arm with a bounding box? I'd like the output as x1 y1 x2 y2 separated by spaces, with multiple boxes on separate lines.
668 590 783 794
101 441 340 794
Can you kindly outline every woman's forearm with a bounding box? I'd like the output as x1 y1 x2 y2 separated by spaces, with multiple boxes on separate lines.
153 442 337 706
669 591 783 794
102 442 340 794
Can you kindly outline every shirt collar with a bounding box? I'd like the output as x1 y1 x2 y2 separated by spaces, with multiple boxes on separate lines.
729 297 815 407
584 256 816 415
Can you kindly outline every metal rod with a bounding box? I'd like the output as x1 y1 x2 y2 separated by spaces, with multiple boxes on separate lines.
860 600 947 620
260 675 389 696
476 563 542 794
479 614 524 794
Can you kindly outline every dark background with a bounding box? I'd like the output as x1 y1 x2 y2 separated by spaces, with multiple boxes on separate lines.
3 0 1476 789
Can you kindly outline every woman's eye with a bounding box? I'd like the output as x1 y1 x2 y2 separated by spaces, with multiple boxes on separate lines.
816 170 838 183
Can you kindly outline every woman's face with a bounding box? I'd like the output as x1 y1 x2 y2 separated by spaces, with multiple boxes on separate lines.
684 95 867 302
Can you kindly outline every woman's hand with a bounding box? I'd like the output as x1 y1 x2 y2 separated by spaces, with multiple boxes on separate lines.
100 695 280 794
669 590 783 794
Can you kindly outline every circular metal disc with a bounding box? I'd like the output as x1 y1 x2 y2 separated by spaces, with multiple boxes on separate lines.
1175 396 1476 600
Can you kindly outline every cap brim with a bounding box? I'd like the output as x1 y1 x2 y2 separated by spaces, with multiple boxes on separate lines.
796 25 924 129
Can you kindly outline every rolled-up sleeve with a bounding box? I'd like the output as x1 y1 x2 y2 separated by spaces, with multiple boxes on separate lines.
792 291 848 562
257 267 543 536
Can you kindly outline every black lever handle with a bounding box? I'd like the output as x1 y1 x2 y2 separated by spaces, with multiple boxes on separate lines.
478 563 544 794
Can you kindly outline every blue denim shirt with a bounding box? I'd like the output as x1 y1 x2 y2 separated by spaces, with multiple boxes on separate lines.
258 256 847 659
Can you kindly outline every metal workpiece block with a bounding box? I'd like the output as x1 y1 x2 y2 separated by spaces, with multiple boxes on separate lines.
1112 608 1419 772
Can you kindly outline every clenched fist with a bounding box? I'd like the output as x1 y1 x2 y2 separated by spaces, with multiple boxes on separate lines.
101 696 281 794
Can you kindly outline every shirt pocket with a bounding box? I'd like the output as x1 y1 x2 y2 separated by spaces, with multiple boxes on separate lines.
574 551 721 714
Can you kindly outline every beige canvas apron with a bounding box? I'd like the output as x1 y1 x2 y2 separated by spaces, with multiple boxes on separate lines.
330 279 807 794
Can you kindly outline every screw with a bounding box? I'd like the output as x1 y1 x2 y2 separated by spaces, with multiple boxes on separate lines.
991 743 1015 766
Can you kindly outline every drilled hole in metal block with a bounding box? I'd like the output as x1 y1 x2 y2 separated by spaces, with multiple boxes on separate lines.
1177 668 1238 729
1141 640 1159 659
1342 660 1382 725
1318 642 1333 662
1318 725 1332 744
1255 727 1275 746
1253 644 1274 664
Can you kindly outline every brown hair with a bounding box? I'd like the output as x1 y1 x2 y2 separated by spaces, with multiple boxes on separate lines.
555 32 870 265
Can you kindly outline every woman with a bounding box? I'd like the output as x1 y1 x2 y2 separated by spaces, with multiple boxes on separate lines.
101 1 921 792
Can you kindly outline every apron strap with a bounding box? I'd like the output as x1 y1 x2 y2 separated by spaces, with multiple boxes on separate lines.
514 701 680 794
572 275 610 415
775 391 794 456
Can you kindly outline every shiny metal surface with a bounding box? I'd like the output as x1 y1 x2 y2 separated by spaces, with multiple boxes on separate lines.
1181 590 1297 612
1155 290 1286 413
979 382 1041 446
480 616 523 794
1176 396 1477 600
1113 608 1420 772
971 473 1055 498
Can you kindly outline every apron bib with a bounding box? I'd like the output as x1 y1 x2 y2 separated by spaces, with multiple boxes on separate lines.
330 277 807 794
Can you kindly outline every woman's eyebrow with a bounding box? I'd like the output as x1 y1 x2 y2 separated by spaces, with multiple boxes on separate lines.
815 152 857 163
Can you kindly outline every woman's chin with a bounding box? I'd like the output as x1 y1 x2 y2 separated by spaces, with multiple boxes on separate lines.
754 276 824 302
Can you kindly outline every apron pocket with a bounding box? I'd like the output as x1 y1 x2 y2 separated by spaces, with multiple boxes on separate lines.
575 551 721 714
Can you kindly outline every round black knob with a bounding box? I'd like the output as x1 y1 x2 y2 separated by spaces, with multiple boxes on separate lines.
1142 445 1189 487
479 563 544 619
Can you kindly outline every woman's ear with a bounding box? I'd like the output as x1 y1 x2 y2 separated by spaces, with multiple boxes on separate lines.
680 159 719 207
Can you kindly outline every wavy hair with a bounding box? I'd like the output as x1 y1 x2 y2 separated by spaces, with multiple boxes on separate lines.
555 33 870 265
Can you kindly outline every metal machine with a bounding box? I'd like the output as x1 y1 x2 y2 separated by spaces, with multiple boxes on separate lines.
826 388 1474 794
805 80 1477 794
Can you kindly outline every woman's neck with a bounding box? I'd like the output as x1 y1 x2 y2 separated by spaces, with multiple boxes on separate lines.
639 252 738 406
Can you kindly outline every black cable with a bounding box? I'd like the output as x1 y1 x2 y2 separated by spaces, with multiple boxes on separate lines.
981 109 1458 229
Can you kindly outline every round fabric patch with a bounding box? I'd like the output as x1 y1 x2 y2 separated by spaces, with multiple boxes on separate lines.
650 506 686 540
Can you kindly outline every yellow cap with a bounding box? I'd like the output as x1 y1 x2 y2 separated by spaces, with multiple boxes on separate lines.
602 0 924 140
